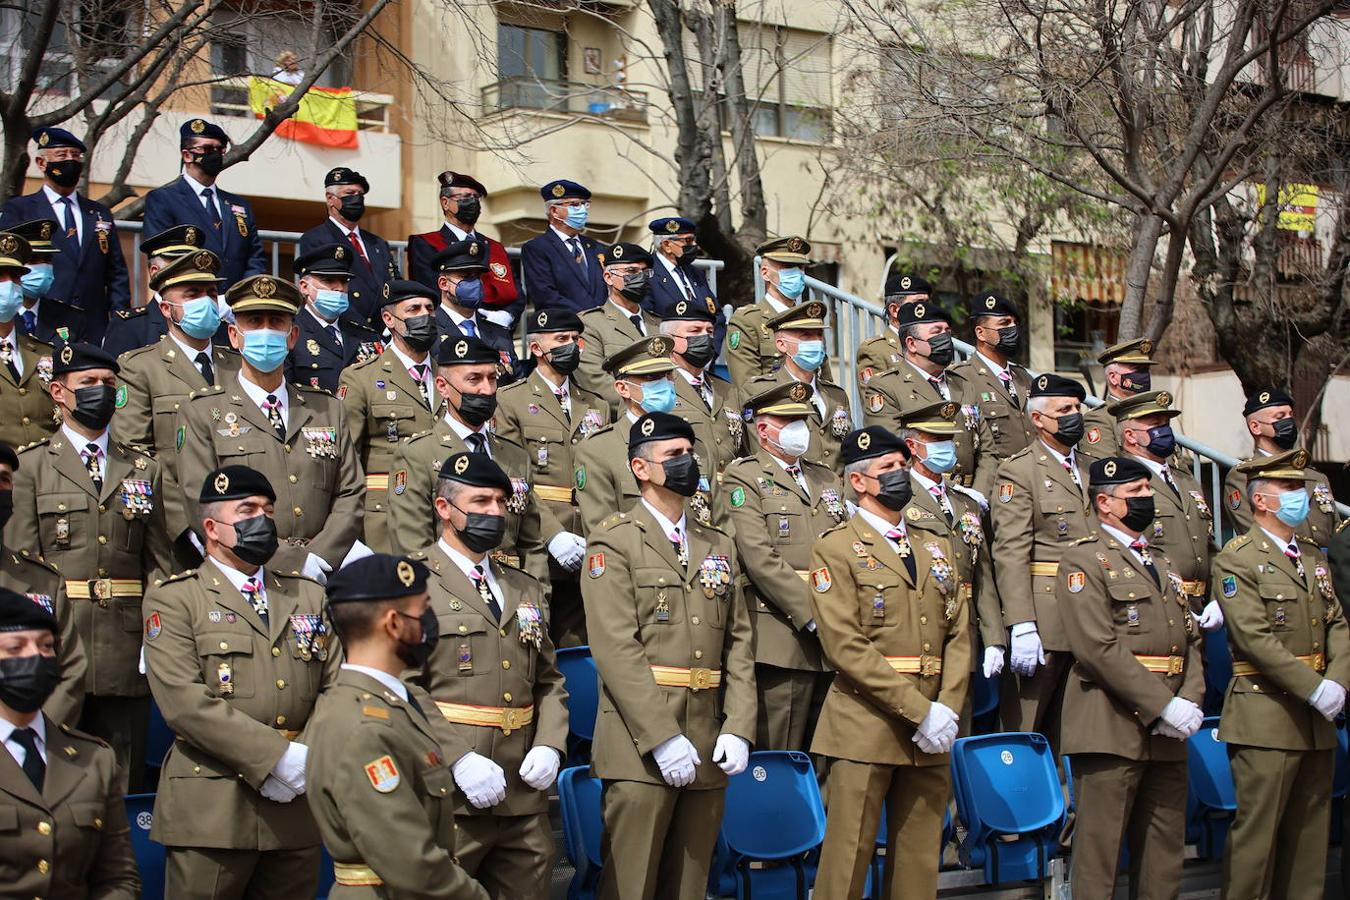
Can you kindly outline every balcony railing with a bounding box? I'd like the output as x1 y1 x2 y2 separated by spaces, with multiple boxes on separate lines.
208 76 395 131
480 77 648 123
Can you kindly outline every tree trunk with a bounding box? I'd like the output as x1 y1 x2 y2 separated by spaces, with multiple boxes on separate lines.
1118 212 1164 339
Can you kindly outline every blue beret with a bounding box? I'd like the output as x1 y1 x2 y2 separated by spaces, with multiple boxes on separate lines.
540 180 590 201
180 118 230 144
32 127 86 153
649 217 696 236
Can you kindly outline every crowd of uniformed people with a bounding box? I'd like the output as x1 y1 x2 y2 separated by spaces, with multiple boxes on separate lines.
0 121 1347 899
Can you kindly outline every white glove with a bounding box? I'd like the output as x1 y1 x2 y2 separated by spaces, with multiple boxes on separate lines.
1159 697 1204 739
518 746 562 791
547 531 587 571
259 775 298 803
138 644 146 676
652 734 701 787
712 734 750 776
301 552 331 585
341 539 375 568
1009 626 1045 677
480 308 514 329
913 702 960 754
982 646 1005 679
1310 679 1348 721
452 752 508 809
1196 600 1224 631
270 741 308 794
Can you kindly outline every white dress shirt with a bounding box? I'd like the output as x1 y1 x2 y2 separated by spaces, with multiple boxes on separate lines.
438 538 503 608
237 371 289 429
42 185 82 245
0 714 47 769
340 664 408 702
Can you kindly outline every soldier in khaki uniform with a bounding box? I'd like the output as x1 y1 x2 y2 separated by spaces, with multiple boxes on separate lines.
408 452 569 897
496 309 608 646
727 236 832 385
1212 450 1350 900
1223 388 1341 550
1056 457 1205 899
0 233 58 450
659 294 746 485
716 382 846 750
176 274 366 579
7 342 173 790
1081 338 1156 455
741 301 853 472
576 242 661 414
808 426 971 899
143 465 338 899
0 587 139 900
855 272 930 387
341 279 443 554
304 554 488 900
582 412 755 900
992 373 1095 738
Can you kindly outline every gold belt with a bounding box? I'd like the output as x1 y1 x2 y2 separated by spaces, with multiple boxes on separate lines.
366 473 388 491
1135 654 1185 675
1179 581 1207 597
333 863 383 886
1029 562 1059 577
885 655 943 676
650 665 722 690
1231 653 1325 678
65 578 142 601
436 701 535 735
533 484 574 503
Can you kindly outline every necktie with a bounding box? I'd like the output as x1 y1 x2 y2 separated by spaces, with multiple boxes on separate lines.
1160 465 1180 498
553 386 571 420
928 375 948 400
263 394 286 440
0 340 18 381
932 486 954 523
410 364 432 408
1130 538 1160 587
81 443 103 493
884 527 917 581
327 325 343 349
10 727 44 791
460 318 477 338
20 310 35 335
786 464 807 495
572 240 589 284
241 576 268 623
691 376 711 410
201 188 221 228
472 565 501 621
677 267 696 301
348 231 369 266
629 314 645 336
670 528 688 569
59 196 79 247
465 433 489 456
999 370 1020 408
195 351 215 387
1285 542 1306 580
405 692 428 720
1064 458 1083 493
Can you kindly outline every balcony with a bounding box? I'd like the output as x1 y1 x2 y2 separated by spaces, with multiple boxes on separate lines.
481 77 648 124
208 75 395 131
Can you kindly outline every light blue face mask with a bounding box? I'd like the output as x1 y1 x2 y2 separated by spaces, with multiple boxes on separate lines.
1274 488 1310 527
240 328 290 373
0 281 23 322
635 377 676 414
922 440 958 474
776 267 805 300
175 295 222 340
454 278 484 309
20 264 54 299
565 205 589 230
313 289 349 320
792 339 826 371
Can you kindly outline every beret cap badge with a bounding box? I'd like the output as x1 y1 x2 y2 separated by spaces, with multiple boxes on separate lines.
985 296 997 309
454 455 470 475
1104 460 1117 477
191 118 206 133
551 184 566 198
214 472 230 494
60 345 73 364
612 245 624 259
641 418 656 437
666 220 680 232
857 432 871 450
397 560 415 587
455 340 468 358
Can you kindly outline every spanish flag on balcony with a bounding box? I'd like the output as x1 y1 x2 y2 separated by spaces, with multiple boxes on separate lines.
248 77 358 149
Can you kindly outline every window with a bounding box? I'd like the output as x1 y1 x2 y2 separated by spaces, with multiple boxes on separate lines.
0 3 130 97
209 10 354 117
495 23 567 111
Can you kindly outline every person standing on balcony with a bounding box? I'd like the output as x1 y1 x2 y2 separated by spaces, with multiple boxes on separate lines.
726 236 832 386
142 119 267 293
1080 337 1156 456
409 171 521 327
520 180 607 315
300 167 400 327
855 272 931 387
0 127 130 346
646 216 726 354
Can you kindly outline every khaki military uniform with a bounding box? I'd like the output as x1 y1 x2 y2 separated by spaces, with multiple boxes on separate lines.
1138 459 1215 610
863 366 979 487
1 547 87 727
671 370 746 482
727 303 833 387
304 668 488 899
855 329 903 387
142 557 338 900
0 716 140 899
581 504 756 900
0 332 57 449
1223 455 1341 549
176 380 366 573
576 303 659 414
1213 529 1350 900
717 451 846 749
808 515 972 899
339 349 442 553
1057 531 1204 899
1081 401 1125 456
949 356 1035 497
410 545 569 897
743 368 853 472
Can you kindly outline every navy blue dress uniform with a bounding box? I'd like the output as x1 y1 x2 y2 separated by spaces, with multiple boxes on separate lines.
430 236 522 383
645 216 725 352
3 218 82 345
141 119 267 291
298 167 399 324
102 224 209 357
286 243 383 393
0 128 130 345
519 180 608 313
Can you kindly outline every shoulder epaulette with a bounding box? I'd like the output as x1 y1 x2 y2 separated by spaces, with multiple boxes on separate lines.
1225 534 1253 551
159 569 197 586
497 379 528 395
187 385 226 400
587 422 619 438
57 721 110 747
349 354 382 370
114 307 148 320
16 437 50 454
598 511 634 531
1005 446 1033 462
491 432 525 451
406 429 434 442
691 520 730 538
1070 534 1098 546
1296 534 1321 549
295 383 335 397
821 520 851 537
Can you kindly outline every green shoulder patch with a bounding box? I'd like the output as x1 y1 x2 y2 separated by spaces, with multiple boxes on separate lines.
175 425 185 451
114 384 128 408
729 486 746 508
729 330 741 350
574 466 587 491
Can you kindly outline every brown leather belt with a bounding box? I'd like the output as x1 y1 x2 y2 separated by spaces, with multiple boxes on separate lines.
885 655 943 676
1134 654 1185 675
1231 653 1325 677
436 701 535 735
651 665 722 690
333 863 382 886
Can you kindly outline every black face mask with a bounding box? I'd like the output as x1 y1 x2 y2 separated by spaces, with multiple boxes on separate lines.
1118 495 1156 533
0 654 61 714
0 489 12 533
69 384 117 431
1120 371 1151 393
678 244 703 265
994 325 1021 354
680 334 716 369
228 514 279 566
871 469 914 511
454 507 508 554
1053 412 1085 447
547 343 581 376
1271 417 1299 450
193 150 226 178
398 314 437 352
923 333 955 367
338 194 366 222
45 160 82 188
394 608 440 669
454 391 497 428
453 196 482 227
619 271 651 303
658 453 701 497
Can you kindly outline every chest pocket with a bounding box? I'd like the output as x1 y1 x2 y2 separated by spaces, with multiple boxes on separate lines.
420 763 455 805
981 400 1012 424
856 572 904 627
152 395 188 451
762 506 805 547
1258 578 1304 633
1038 492 1081 539
195 628 256 699
1107 579 1151 631
37 492 88 551
634 567 684 627
441 614 491 676
215 428 277 464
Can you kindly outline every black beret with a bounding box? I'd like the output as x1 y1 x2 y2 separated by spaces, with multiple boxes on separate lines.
431 237 491 274
326 554 429 606
0 441 18 470
526 309 584 334
324 167 370 192
294 243 354 279
970 291 1020 320
657 294 717 323
380 279 436 309
884 272 932 298
437 451 512 494
52 341 118 376
1243 388 1295 418
436 335 500 367
540 179 590 201
604 243 652 267
199 465 277 504
140 224 205 259
1088 456 1152 488
439 171 488 196
180 118 229 145
896 301 951 328
841 427 911 465
0 586 58 634
1030 372 1086 401
32 127 86 153
629 412 695 453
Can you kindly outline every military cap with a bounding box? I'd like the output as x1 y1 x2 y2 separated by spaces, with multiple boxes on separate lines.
604 243 652 268
180 117 229 145
326 554 429 605
884 272 932 298
0 586 58 634
526 309 584 334
32 127 85 153
896 300 951 327
602 336 676 377
899 399 960 436
657 294 718 323
1097 337 1156 366
649 216 696 236
757 235 812 266
6 219 59 257
140 224 205 259
1089 456 1152 488
52 341 118 376
431 236 490 274
1234 447 1317 481
294 243 354 280
226 274 300 316
198 464 276 503
437 451 512 494
1243 388 1295 418
1107 389 1181 422
0 441 18 471
1030 372 1086 401
841 426 911 465
439 171 489 197
380 279 436 309
745 381 815 418
629 411 695 452
766 300 828 331
149 249 224 293
324 167 369 192
436 334 499 367
970 291 1019 319
541 179 591 201
0 232 31 273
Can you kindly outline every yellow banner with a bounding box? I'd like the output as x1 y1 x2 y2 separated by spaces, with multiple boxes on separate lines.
248 77 358 148
1256 183 1318 231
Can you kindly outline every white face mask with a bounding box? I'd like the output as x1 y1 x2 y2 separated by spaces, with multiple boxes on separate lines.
776 419 812 457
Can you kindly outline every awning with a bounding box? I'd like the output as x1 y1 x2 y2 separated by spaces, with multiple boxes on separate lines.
1051 242 1127 305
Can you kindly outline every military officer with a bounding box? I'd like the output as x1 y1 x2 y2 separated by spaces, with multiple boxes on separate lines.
809 426 970 899
583 412 755 900
520 179 608 314
0 587 139 899
576 241 661 414
1081 337 1156 455
496 309 609 646
727 236 826 386
660 293 746 485
176 274 365 579
0 232 59 450
991 373 1095 738
1212 450 1350 900
855 272 931 387
646 216 725 351
408 452 569 897
306 554 489 899
103 224 210 357
6 216 83 345
717 382 846 750
340 279 444 554
431 236 521 384
862 300 979 487
7 341 173 790
741 300 853 472
143 465 337 899
299 167 400 324
287 242 382 393
1223 388 1341 550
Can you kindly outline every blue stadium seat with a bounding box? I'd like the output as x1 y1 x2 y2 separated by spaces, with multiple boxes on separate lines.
950 732 1065 885
145 700 174 770
558 765 604 900
1186 717 1236 860
556 646 598 764
125 793 164 900
317 846 335 899
720 751 826 900
1201 623 1232 716
971 664 1000 728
